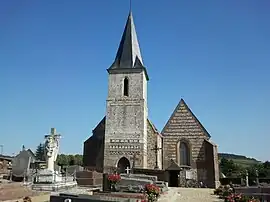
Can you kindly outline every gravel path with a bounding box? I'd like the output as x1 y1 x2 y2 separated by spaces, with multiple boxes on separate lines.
0 183 48 201
159 187 222 202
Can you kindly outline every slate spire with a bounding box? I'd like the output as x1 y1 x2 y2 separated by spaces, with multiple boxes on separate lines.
109 12 144 69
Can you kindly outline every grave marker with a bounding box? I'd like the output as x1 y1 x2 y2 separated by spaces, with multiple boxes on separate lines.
245 169 249 187
125 167 131 174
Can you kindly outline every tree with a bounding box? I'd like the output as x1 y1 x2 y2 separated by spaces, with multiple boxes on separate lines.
56 154 83 166
68 155 75 165
220 158 235 176
35 143 45 161
56 154 69 166
74 154 83 166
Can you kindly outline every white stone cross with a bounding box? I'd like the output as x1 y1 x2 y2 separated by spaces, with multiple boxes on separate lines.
125 167 131 174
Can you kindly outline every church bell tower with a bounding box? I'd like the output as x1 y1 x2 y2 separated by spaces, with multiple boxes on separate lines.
103 12 149 173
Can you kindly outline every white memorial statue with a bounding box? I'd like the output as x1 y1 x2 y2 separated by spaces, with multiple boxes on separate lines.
44 128 61 172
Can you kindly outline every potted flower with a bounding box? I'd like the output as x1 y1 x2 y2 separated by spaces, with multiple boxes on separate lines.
145 184 160 202
107 173 121 192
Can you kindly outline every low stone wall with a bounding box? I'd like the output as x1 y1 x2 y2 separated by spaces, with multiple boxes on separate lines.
76 170 103 186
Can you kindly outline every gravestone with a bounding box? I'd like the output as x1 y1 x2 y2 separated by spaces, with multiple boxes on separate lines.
125 167 131 174
255 169 259 186
12 148 36 180
120 173 157 182
50 194 129 202
118 173 168 193
77 170 103 186
155 181 169 192
245 169 249 187
117 176 152 193
103 173 110 192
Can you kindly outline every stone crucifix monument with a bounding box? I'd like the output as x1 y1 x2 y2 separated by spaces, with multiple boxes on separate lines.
44 128 61 172
32 128 77 191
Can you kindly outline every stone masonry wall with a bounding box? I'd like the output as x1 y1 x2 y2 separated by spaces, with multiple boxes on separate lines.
103 71 148 172
147 121 157 169
162 99 218 187
162 99 210 169
157 134 163 169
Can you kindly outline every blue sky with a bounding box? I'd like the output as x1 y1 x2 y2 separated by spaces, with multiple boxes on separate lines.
1 0 269 161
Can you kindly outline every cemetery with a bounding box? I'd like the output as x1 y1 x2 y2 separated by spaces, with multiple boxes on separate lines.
1 1 269 202
1 129 270 202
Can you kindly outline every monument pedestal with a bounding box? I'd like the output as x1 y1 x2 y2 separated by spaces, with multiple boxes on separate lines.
36 169 63 183
32 181 77 191
33 169 77 191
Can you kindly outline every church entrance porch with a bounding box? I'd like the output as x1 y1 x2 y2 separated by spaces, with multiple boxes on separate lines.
117 157 130 173
165 159 182 187
168 170 179 187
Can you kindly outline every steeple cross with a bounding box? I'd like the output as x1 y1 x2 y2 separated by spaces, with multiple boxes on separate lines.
151 143 162 169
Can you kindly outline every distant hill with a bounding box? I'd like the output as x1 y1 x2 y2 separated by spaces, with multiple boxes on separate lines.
218 153 261 167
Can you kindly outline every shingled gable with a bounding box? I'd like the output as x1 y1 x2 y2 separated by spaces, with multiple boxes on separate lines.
161 98 211 138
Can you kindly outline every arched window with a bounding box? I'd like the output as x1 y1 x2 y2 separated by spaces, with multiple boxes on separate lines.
180 142 190 165
123 77 129 96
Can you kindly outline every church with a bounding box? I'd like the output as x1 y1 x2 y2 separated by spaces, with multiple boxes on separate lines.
83 11 220 188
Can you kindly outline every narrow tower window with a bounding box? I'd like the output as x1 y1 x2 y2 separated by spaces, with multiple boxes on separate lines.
123 77 129 96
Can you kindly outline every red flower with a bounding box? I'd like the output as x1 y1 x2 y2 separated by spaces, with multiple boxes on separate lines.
107 173 121 183
145 184 160 196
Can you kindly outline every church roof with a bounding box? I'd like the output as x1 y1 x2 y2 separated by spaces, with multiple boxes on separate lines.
161 99 211 138
166 159 181 171
147 119 163 138
108 12 149 80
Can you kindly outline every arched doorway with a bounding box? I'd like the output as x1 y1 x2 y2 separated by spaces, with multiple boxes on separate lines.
117 157 130 173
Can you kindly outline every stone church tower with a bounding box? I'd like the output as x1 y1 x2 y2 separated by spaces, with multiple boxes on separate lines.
103 12 149 172
83 12 162 173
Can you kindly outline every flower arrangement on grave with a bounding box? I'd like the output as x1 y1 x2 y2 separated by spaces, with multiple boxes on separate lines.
214 185 225 195
214 184 234 199
224 193 242 202
214 184 260 202
144 184 160 202
223 193 260 202
107 173 121 192
108 173 121 184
